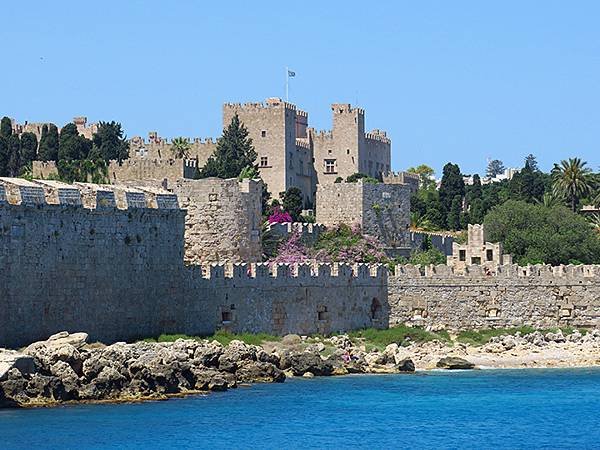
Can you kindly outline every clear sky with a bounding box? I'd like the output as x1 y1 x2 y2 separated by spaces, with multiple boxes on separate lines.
2 1 599 176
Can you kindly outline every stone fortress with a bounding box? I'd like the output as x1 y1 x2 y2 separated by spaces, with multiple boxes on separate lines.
2 100 599 348
30 98 392 208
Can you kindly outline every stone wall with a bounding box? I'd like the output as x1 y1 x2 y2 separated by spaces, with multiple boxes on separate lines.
0 177 387 347
316 181 411 249
171 178 263 264
267 222 326 245
389 264 600 331
0 179 197 348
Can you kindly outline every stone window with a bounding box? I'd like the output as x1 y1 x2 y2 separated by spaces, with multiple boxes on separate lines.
209 193 218 202
346 148 350 155
471 257 481 265
486 249 494 261
317 306 328 321
221 311 232 323
261 130 267 138
260 156 269 167
459 250 466 261
325 159 336 174
370 298 382 320
487 308 499 318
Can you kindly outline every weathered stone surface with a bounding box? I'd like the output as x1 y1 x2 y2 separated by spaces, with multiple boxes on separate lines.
0 350 36 381
280 352 333 376
436 357 475 370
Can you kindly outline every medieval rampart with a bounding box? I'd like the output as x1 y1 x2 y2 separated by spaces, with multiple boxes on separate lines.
389 264 600 331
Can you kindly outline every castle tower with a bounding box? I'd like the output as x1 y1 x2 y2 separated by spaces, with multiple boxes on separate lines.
222 97 315 207
312 103 391 187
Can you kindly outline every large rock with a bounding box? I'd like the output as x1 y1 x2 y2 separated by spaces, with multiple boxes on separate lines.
280 352 333 376
0 350 36 381
395 358 416 372
436 356 475 370
235 361 285 383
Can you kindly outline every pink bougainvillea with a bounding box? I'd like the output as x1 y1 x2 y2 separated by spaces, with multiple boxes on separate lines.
269 230 309 265
267 206 293 224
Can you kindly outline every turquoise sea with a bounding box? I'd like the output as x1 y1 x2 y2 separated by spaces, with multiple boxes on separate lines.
1 368 600 449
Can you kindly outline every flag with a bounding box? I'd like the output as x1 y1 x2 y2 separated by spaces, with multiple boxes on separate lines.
288 70 296 77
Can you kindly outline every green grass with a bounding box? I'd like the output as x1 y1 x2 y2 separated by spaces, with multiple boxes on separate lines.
348 326 451 349
141 331 281 346
208 330 281 346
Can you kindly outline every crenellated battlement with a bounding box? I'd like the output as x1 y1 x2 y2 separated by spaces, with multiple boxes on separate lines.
130 135 216 147
267 222 326 244
0 177 180 211
223 97 297 112
295 137 311 150
331 103 365 115
196 262 386 281
364 129 391 144
392 263 600 280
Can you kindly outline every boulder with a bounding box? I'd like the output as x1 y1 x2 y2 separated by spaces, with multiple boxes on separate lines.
436 356 475 370
395 358 416 372
0 350 36 381
280 352 333 376
235 361 285 383
193 343 224 368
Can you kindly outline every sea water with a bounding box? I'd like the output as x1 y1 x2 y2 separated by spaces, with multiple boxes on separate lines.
1 368 600 449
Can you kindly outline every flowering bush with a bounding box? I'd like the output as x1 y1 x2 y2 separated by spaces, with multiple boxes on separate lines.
269 230 310 265
267 206 293 224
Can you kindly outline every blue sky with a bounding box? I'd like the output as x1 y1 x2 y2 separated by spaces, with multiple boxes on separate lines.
2 1 599 176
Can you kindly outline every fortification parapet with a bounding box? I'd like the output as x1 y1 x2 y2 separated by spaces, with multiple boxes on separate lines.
224 97 297 112
34 180 82 206
295 138 311 150
267 222 326 244
365 130 391 144
331 103 365 115
0 177 45 205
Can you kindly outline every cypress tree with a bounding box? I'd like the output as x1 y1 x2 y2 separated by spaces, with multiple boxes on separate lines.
39 124 59 162
0 136 8 176
6 134 21 177
198 114 257 179
20 132 38 167
439 163 465 218
58 123 91 161
447 195 463 230
0 116 12 138
91 121 129 162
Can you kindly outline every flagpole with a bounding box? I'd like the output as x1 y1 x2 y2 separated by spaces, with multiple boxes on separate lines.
285 66 289 102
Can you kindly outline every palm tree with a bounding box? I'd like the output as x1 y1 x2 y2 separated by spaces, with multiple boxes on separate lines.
171 137 191 159
534 192 560 208
551 158 593 212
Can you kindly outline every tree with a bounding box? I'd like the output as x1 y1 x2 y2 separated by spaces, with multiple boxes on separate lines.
484 200 600 265
170 137 191 159
486 159 505 178
6 134 21 177
58 123 91 161
525 153 538 171
0 136 8 176
409 247 446 266
0 117 12 138
198 114 257 179
90 121 129 162
407 164 435 189
38 124 59 162
280 187 304 221
439 163 465 217
551 158 593 212
20 132 38 167
346 172 379 183
447 195 463 230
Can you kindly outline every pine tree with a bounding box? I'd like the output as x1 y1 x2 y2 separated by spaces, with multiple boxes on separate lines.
486 159 505 178
198 115 257 179
19 132 38 167
0 116 12 138
91 121 129 162
38 124 59 162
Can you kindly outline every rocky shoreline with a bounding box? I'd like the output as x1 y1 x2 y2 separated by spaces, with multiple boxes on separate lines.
1 329 600 408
